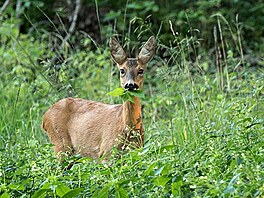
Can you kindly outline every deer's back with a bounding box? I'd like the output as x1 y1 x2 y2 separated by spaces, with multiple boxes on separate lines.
42 97 124 158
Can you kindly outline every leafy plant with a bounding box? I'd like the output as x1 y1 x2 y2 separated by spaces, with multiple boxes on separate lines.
0 2 263 197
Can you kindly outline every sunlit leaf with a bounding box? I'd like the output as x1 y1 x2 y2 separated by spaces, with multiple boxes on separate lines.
153 176 171 186
108 87 125 96
56 183 71 197
31 189 50 198
62 188 84 198
143 162 156 177
171 180 183 196
0 192 10 198
115 186 129 198
108 87 145 102
8 183 25 191
127 90 145 98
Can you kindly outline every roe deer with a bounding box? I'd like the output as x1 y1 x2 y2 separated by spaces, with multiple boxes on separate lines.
42 36 156 161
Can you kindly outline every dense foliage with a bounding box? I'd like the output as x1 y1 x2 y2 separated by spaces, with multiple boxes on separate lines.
0 0 263 197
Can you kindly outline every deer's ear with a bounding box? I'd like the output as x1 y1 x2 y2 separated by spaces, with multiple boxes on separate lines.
138 36 156 65
110 37 127 65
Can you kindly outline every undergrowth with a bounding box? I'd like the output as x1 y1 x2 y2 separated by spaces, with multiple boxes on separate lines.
0 5 263 198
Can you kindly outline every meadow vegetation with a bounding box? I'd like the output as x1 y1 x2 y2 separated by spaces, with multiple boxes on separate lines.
0 1 263 197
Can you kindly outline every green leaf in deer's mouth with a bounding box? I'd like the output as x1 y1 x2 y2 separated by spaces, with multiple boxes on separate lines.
108 87 125 96
108 87 145 101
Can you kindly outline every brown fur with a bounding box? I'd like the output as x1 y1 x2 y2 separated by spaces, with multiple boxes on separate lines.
42 36 156 160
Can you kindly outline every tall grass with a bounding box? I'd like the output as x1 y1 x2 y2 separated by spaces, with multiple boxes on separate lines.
0 6 263 198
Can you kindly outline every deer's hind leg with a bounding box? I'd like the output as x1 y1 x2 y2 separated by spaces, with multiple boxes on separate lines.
42 118 73 156
53 125 74 156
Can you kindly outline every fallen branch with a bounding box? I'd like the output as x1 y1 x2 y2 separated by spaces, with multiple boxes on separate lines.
64 0 81 42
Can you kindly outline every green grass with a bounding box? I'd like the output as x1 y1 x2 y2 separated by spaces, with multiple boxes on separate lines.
1 57 263 197
0 15 264 198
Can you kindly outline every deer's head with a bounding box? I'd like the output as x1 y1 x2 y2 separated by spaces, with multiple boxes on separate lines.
110 36 156 91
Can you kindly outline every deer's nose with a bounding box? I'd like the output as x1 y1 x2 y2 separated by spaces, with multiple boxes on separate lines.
125 83 139 91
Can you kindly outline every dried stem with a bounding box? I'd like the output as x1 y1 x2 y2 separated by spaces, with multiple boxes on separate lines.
0 0 10 13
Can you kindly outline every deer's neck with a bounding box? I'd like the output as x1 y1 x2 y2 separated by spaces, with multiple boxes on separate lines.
122 97 143 131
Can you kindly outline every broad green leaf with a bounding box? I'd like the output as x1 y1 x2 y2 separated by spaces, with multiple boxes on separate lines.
153 176 171 187
0 192 10 198
160 145 177 152
56 183 71 197
41 181 51 189
31 189 50 198
14 165 27 175
128 90 145 98
143 162 156 177
8 183 25 191
92 183 111 198
108 87 145 101
108 87 125 96
121 93 135 103
171 180 183 196
155 164 170 176
62 188 84 198
115 186 129 198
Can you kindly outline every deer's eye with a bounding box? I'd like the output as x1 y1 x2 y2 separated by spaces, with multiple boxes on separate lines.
138 69 144 75
120 69 126 75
